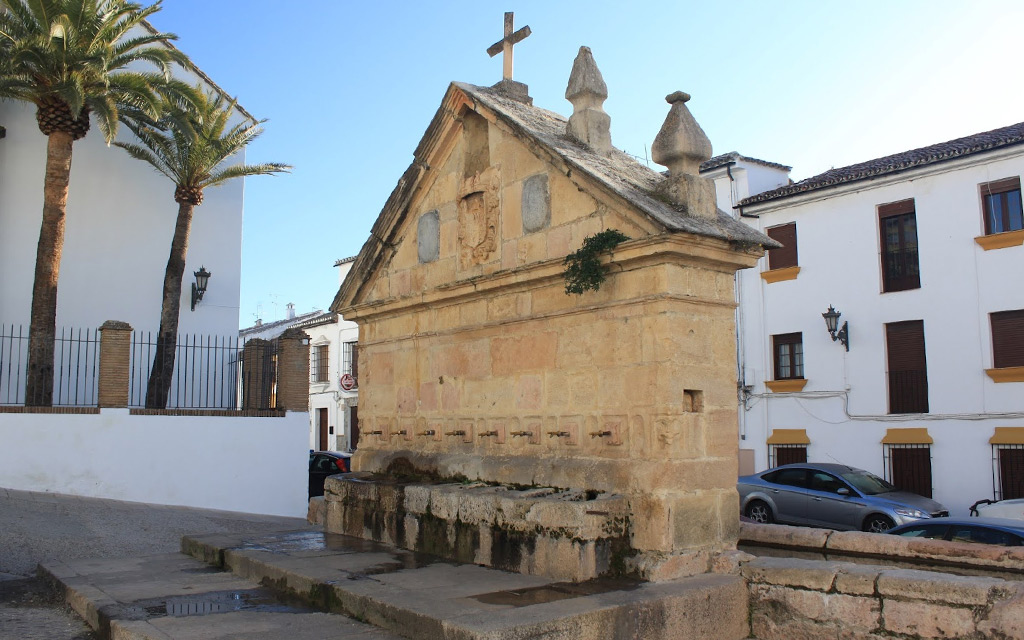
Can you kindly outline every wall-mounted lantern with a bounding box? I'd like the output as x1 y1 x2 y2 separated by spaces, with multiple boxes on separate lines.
191 266 211 311
822 305 850 351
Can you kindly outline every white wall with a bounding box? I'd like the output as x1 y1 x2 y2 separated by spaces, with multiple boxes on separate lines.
716 149 1024 516
0 409 308 517
0 72 244 338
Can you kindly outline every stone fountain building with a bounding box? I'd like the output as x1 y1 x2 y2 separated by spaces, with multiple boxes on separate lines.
327 44 776 582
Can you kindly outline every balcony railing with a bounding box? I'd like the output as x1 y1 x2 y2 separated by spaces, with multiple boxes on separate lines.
888 369 929 414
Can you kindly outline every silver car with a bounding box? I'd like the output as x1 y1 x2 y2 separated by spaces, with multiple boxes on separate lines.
738 462 948 532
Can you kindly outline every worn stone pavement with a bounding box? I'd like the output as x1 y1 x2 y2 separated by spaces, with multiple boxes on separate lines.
0 488 313 640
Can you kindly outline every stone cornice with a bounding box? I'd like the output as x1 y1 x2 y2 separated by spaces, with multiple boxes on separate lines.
339 232 760 324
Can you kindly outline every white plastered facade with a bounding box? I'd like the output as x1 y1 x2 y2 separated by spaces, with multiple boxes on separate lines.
0 61 245 339
305 260 359 452
704 149 1024 517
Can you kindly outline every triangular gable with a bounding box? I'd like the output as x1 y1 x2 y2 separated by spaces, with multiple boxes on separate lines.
333 82 773 312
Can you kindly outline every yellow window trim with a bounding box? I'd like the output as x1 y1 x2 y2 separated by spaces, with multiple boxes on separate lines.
765 379 808 392
986 366 1024 383
766 429 810 445
881 428 933 445
761 266 801 283
990 427 1024 445
975 229 1024 251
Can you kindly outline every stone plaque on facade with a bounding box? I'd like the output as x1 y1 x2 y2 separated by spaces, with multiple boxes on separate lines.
521 173 550 233
417 210 439 263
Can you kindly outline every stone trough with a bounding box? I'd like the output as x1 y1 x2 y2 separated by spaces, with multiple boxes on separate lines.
327 474 631 582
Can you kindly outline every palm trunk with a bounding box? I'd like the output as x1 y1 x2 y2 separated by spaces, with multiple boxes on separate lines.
25 131 75 407
145 200 196 409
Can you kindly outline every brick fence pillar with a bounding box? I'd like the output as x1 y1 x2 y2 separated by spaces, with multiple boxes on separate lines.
275 327 310 412
98 320 132 408
241 338 271 410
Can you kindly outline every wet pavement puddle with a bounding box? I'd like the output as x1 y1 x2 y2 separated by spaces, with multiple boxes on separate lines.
471 578 641 607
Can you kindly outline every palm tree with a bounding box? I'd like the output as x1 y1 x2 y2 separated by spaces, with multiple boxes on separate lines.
115 88 290 408
0 0 184 405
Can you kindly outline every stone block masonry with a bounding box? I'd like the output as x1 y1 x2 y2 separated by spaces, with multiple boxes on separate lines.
743 556 1024 639
330 77 771 582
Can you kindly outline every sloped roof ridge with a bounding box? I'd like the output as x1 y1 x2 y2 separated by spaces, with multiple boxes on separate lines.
701 152 792 173
239 309 323 335
332 81 779 312
739 121 1024 207
454 82 774 247
294 311 338 329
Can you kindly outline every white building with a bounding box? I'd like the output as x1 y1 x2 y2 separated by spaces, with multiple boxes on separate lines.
702 126 1024 516
302 258 360 453
239 304 325 343
0 59 250 340
238 259 360 453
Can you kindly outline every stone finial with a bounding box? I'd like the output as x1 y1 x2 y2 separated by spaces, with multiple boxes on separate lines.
651 91 716 219
565 46 612 155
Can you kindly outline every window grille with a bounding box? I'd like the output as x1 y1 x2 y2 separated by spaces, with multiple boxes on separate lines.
883 443 932 498
769 444 807 468
993 444 1024 500
311 344 329 383
342 342 359 385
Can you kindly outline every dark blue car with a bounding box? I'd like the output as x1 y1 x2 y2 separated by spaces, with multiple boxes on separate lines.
889 517 1024 546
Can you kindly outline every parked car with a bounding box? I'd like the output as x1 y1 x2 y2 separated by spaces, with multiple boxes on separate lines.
969 498 1024 520
738 462 948 532
889 517 1024 546
309 450 352 499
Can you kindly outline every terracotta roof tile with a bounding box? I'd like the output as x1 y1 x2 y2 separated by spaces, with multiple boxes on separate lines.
739 122 1024 207
700 152 791 173
457 83 775 247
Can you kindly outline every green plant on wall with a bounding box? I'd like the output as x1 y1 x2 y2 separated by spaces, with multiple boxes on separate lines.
562 229 630 295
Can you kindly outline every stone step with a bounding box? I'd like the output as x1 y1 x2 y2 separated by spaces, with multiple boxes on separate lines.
181 528 750 639
39 552 402 640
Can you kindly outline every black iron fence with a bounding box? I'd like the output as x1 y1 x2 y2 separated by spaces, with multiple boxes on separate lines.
0 325 99 407
129 332 278 410
0 325 281 410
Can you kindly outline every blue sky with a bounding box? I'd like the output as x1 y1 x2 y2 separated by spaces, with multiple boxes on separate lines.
152 1 1024 326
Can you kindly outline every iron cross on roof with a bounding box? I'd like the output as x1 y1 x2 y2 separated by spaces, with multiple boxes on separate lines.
487 12 531 82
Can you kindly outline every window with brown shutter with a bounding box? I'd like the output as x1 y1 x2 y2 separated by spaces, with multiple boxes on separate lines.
980 177 1023 235
991 310 1024 368
772 332 804 380
878 200 920 292
886 320 928 413
885 445 933 498
766 223 798 270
